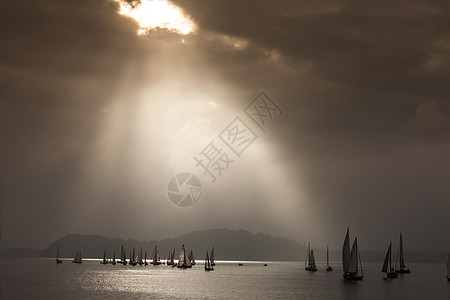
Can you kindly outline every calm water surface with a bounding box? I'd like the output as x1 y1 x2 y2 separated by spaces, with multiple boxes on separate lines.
1 258 449 299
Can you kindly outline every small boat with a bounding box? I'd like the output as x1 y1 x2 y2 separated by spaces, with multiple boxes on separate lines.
204 251 214 271
152 245 162 265
326 245 333 271
177 245 192 268
263 264 267 266
210 245 215 266
382 242 398 278
238 263 243 266
447 254 450 281
129 247 137 266
167 247 175 266
100 249 108 264
72 249 82 264
395 233 411 274
305 242 317 271
56 242 62 264
188 250 196 265
119 245 127 265
342 228 363 280
112 250 116 265
138 248 144 265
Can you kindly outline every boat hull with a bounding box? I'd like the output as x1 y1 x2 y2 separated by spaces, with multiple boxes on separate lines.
395 268 411 274
326 267 333 272
177 265 192 268
386 272 398 279
343 272 363 281
305 267 317 272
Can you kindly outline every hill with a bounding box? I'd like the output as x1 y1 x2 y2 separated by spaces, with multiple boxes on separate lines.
40 229 306 261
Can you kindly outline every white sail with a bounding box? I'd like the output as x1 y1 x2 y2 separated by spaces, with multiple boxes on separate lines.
153 245 161 263
342 229 351 273
178 245 186 266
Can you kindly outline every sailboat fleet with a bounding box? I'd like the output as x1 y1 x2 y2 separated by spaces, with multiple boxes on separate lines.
55 230 449 280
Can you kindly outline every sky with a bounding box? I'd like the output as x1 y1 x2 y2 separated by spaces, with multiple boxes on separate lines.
0 0 449 252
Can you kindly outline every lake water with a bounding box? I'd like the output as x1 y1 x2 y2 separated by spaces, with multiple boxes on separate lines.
0 258 449 299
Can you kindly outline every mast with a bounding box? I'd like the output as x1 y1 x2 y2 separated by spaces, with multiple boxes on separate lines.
56 243 60 261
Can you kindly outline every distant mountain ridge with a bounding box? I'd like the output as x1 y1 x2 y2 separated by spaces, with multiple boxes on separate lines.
41 229 306 261
15 228 447 263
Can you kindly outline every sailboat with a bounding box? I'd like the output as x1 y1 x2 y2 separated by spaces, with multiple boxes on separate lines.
100 249 108 264
210 245 215 266
167 247 175 266
72 249 82 264
395 233 411 274
446 253 450 281
144 251 148 266
342 228 363 280
305 242 317 271
119 245 127 265
177 244 192 268
112 250 116 265
152 245 162 265
204 251 214 271
56 242 62 264
446 254 450 281
129 247 137 266
326 245 333 271
189 250 196 265
138 248 144 265
382 242 398 278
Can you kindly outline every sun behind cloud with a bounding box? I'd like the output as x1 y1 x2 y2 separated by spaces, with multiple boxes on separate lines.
115 0 197 35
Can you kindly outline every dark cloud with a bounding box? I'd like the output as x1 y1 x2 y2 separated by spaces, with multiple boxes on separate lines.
0 0 449 252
